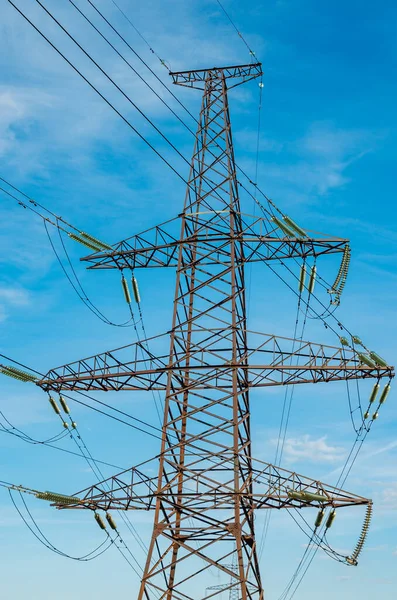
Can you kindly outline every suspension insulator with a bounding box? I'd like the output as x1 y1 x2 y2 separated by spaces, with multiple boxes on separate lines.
68 232 102 252
48 396 61 415
36 491 80 504
299 264 306 293
379 384 391 405
283 216 307 238
0 365 38 382
369 351 388 367
329 244 350 294
288 489 327 503
59 396 70 414
63 421 69 429
372 412 379 420
106 513 117 530
325 510 336 529
80 231 112 251
121 276 131 304
308 266 317 294
348 502 373 564
339 336 349 346
71 421 77 429
314 509 325 528
6 365 38 381
95 513 106 530
271 216 296 237
352 336 363 346
363 411 369 420
369 383 379 404
132 276 141 304
0 367 28 381
357 353 377 368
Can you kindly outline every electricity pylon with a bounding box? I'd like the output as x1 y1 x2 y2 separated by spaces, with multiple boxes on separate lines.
37 64 393 599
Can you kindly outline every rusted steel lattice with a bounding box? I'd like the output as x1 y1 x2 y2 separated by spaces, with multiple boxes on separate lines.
37 64 393 599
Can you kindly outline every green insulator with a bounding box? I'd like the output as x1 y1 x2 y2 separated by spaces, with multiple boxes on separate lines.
271 216 296 237
80 231 113 251
1 365 38 382
48 396 61 415
357 353 377 368
1 367 29 382
325 510 336 529
299 264 306 293
288 489 327 503
63 421 69 429
340 337 349 346
283 215 307 238
314 509 325 528
302 490 327 503
379 383 391 405
59 396 70 414
372 412 379 420
132 276 141 304
363 411 369 419
308 265 317 294
352 336 363 346
36 491 80 505
330 245 350 292
369 352 388 367
287 490 303 501
369 383 379 404
95 513 106 530
106 513 117 530
68 233 103 252
121 276 131 303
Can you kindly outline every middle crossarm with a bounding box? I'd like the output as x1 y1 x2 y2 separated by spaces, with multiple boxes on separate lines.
36 332 394 393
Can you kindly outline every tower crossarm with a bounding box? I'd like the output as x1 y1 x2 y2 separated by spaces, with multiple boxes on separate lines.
36 332 393 393
81 211 349 270
36 333 171 393
53 457 370 512
170 63 263 89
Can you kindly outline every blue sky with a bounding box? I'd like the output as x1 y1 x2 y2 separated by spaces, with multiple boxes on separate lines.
0 0 396 598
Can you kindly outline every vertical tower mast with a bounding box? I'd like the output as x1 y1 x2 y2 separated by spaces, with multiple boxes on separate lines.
32 63 393 600
139 64 263 599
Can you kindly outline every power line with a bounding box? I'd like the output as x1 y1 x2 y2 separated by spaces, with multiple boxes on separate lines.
214 0 257 59
0 356 153 578
109 0 171 69
6 0 190 188
83 0 276 223
0 353 166 441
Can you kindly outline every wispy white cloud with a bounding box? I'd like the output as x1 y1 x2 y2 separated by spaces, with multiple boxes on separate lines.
379 483 397 511
251 121 383 205
0 86 53 163
0 284 29 322
293 121 383 196
274 434 345 464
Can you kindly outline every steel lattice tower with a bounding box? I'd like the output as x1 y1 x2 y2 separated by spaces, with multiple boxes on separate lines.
37 64 393 599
